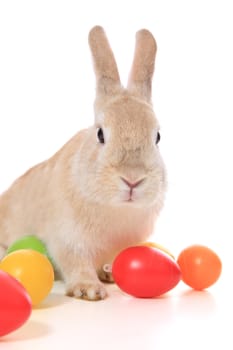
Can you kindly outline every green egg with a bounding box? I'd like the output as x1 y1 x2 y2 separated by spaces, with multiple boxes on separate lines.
7 235 53 264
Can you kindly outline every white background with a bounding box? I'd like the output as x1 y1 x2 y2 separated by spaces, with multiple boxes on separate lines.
0 1 232 349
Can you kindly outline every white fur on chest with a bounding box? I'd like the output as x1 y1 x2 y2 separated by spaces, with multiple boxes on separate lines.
44 200 157 269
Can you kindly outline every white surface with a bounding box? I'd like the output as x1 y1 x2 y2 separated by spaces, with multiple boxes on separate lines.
1 273 231 350
0 0 232 349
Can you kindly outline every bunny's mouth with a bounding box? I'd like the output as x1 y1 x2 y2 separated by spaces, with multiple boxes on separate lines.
120 177 144 203
124 198 134 203
122 190 138 203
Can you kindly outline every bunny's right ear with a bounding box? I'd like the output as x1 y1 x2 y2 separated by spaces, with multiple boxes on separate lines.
88 26 122 99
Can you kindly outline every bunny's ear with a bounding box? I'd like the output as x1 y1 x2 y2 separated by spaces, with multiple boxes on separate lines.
127 29 157 103
88 26 122 98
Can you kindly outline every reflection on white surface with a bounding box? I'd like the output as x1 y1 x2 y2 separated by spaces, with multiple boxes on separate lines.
1 276 230 350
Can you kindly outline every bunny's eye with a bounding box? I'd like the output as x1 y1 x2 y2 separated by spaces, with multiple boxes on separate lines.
156 131 161 145
97 128 105 144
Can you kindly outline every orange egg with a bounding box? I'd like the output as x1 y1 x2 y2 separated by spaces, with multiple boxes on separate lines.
177 245 222 290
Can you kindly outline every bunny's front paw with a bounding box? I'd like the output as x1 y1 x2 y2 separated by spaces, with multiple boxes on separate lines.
66 281 107 301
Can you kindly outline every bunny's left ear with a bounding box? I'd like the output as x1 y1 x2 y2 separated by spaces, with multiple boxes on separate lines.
127 29 157 103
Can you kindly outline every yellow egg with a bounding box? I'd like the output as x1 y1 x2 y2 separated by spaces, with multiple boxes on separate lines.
139 242 175 260
0 249 54 306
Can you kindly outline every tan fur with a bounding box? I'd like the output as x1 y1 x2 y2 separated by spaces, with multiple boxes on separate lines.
127 29 157 102
0 26 166 300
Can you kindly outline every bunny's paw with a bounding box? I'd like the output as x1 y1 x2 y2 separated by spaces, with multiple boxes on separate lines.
66 281 107 301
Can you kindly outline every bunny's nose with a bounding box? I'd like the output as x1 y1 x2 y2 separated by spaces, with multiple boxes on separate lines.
120 177 145 189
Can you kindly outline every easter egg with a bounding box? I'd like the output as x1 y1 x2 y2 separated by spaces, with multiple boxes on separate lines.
0 270 32 337
139 241 175 259
7 235 53 264
177 245 222 290
112 246 181 298
0 249 54 306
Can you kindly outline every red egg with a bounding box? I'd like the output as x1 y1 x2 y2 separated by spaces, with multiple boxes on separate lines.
0 270 32 337
112 246 181 298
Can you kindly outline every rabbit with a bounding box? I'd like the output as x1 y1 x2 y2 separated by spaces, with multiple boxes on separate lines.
0 26 166 300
